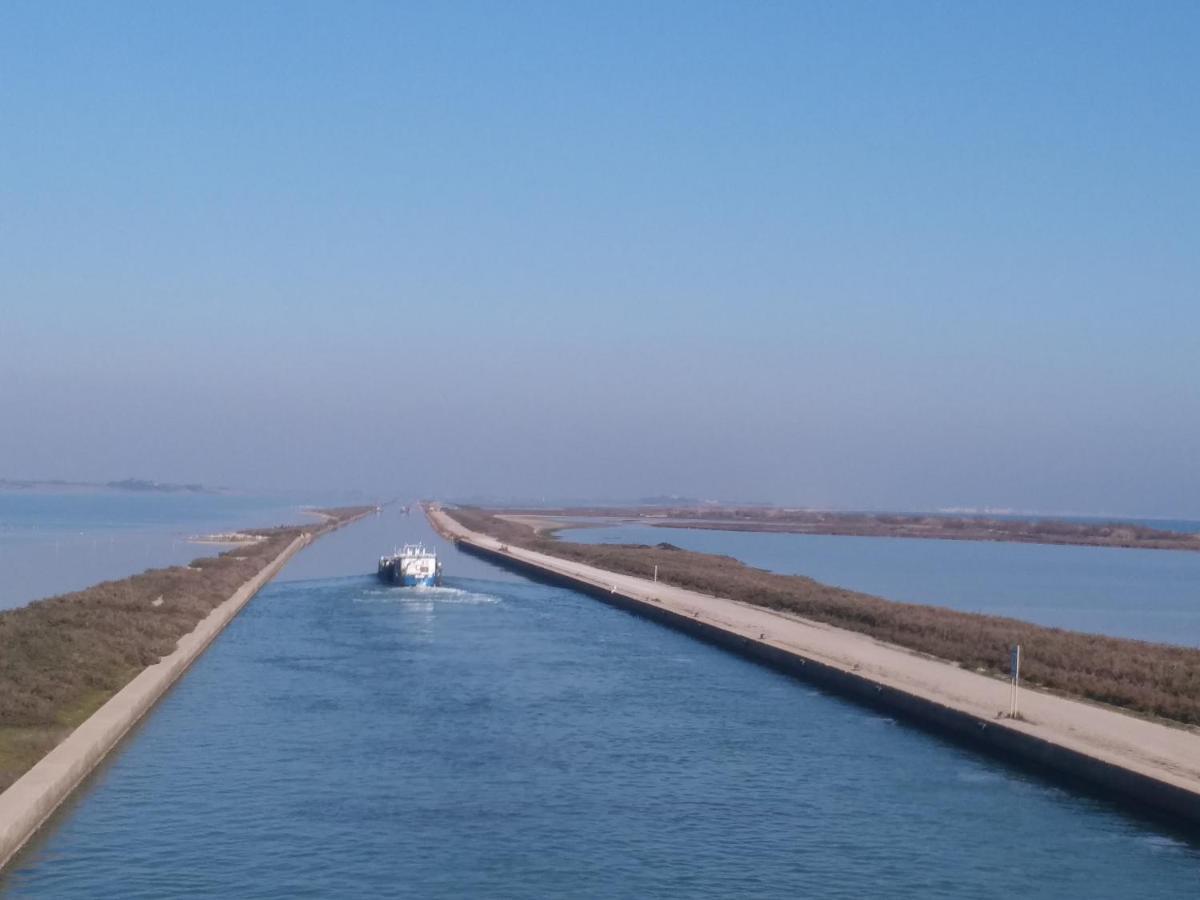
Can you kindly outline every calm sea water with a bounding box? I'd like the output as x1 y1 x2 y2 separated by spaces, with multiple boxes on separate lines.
0 490 326 610
568 524 1200 647
2 508 1197 897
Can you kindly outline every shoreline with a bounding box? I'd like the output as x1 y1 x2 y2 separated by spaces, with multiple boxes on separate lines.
0 508 371 871
492 507 1200 553
429 505 1200 829
652 518 1200 552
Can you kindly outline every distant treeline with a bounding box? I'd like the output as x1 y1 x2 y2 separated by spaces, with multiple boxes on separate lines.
449 507 1200 726
0 507 370 792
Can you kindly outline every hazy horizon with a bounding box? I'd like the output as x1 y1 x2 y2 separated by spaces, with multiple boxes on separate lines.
3 477 1198 524
4 3 1198 517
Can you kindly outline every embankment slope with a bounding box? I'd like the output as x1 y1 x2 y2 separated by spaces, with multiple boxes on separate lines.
430 505 1200 827
0 507 371 870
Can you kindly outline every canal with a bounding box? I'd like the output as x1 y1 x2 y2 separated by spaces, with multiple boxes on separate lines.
2 508 1197 897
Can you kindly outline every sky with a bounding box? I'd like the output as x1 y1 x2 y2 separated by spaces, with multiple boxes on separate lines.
2 2 1198 515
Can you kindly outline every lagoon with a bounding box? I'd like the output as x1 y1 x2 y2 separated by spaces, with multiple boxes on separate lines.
568 524 1200 646
0 490 322 610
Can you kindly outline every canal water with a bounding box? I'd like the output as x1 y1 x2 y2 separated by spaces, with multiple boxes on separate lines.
2 508 1197 897
568 524 1200 647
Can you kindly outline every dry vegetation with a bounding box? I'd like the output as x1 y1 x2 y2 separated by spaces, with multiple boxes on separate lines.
449 507 1200 727
0 507 370 792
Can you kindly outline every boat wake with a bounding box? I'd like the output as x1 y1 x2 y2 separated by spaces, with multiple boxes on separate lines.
356 584 501 605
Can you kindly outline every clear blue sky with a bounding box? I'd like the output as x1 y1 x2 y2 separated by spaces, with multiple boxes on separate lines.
2 2 1197 515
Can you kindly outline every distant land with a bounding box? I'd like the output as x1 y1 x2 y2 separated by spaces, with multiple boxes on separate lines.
0 478 221 494
485 505 1200 553
447 494 768 509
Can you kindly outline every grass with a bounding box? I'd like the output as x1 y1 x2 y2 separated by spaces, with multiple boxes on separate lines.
448 507 1200 727
0 507 370 792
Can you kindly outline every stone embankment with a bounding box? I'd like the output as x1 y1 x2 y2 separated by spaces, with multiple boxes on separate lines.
428 505 1200 829
0 509 370 871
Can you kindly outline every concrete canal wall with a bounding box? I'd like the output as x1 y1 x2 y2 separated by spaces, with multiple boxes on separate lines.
430 507 1200 830
0 511 366 872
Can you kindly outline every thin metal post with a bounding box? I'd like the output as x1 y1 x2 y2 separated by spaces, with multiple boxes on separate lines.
1009 644 1021 718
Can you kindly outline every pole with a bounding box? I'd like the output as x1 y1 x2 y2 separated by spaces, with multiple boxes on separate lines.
1014 644 1021 718
653 565 658 583
1009 644 1021 718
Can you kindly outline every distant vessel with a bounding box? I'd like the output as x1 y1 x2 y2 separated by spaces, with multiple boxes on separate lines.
378 543 442 587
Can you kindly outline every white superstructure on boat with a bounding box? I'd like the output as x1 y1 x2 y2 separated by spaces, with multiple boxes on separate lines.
377 543 442 587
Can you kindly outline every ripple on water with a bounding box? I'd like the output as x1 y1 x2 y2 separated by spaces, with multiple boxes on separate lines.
2 573 1199 898
354 584 502 605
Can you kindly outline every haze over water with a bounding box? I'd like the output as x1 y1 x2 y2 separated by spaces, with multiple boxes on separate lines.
4 3 1199 516
2 508 1197 898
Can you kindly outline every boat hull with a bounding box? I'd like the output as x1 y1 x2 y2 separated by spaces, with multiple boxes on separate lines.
401 573 440 587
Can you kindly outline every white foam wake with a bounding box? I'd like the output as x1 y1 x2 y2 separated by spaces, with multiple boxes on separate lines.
356 584 501 605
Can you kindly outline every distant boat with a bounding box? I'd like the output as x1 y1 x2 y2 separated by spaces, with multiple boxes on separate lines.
377 543 442 587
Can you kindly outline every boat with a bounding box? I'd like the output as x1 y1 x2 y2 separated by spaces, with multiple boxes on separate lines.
377 543 442 587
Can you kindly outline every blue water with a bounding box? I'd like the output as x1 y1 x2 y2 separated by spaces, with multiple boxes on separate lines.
0 490 326 610
2 508 1198 897
568 524 1200 647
